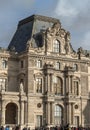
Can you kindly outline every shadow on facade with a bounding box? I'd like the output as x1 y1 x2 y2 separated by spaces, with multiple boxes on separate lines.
82 93 90 127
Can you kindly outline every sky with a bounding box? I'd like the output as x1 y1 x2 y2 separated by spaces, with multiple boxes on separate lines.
0 0 90 51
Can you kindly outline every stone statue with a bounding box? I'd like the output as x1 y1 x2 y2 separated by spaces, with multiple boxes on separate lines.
20 82 24 93
65 32 71 54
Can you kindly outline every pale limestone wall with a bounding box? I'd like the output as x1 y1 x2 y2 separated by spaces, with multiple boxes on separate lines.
8 58 19 91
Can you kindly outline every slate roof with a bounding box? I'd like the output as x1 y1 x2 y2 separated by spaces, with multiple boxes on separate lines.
8 14 60 53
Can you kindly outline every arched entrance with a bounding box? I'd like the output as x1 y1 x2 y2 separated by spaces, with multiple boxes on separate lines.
5 103 18 124
54 105 63 125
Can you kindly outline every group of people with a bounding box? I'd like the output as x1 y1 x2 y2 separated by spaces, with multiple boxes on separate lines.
0 125 90 130
0 126 28 130
35 124 90 130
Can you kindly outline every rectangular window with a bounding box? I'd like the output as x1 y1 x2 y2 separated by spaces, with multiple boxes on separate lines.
74 81 79 95
53 76 57 83
37 60 42 68
53 40 60 53
21 60 24 68
0 78 7 91
74 116 79 127
2 60 7 69
55 62 60 70
36 78 42 93
36 115 42 127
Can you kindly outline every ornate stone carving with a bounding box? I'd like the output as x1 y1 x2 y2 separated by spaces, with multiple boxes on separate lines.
20 82 24 93
46 22 61 37
60 29 66 38
26 40 33 50
65 31 71 54
37 103 41 108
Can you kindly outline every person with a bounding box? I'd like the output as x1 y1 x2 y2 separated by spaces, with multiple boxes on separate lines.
5 126 10 130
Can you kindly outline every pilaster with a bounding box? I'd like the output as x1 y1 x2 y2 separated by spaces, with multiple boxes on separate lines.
1 100 5 125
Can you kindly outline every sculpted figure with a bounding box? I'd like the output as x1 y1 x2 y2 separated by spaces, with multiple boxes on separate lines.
65 32 71 54
20 82 24 93
46 22 61 37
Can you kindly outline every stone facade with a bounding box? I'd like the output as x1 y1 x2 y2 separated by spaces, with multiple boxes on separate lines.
0 15 90 129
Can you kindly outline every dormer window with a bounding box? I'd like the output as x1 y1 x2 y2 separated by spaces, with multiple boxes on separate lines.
53 40 60 53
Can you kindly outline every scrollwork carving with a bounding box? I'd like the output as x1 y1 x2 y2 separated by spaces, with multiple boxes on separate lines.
46 22 61 37
65 31 71 54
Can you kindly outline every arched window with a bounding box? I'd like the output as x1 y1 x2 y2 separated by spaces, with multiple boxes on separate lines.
2 60 7 69
54 105 63 125
53 76 63 95
53 40 60 53
73 64 78 71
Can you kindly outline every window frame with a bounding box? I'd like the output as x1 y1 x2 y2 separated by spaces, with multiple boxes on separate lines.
2 60 7 69
73 64 78 71
73 80 79 95
55 62 60 70
53 76 63 95
53 40 60 53
36 115 42 127
36 60 42 68
54 105 63 125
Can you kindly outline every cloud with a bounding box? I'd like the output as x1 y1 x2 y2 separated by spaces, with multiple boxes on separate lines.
55 0 78 17
54 0 90 50
81 32 90 49
0 0 35 47
55 0 90 25
0 0 90 50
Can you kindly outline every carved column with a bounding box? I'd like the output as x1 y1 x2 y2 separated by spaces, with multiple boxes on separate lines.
1 100 5 125
70 76 73 94
71 103 73 125
18 109 20 125
68 76 71 94
45 75 48 93
47 74 51 93
69 103 71 124
46 102 50 125
20 101 24 125
50 74 53 93
51 102 54 125
24 101 27 124
66 103 69 124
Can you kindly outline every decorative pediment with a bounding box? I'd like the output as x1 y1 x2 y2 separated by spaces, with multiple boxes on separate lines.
45 22 76 56
46 22 61 37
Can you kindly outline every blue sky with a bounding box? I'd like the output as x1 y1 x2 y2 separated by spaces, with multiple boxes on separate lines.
0 0 90 50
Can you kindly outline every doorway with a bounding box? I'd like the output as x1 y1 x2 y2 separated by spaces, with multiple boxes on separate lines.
5 103 18 124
